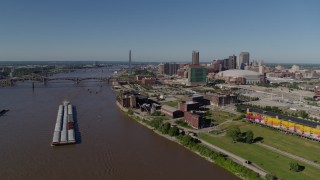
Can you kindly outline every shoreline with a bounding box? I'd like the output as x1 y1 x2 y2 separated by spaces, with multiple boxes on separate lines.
115 101 263 180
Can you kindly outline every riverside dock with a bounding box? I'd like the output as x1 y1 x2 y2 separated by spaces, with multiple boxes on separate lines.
52 101 76 146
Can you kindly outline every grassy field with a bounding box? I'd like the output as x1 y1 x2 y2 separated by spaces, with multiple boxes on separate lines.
151 116 169 121
207 109 236 124
239 122 320 163
175 119 192 129
198 133 319 180
218 120 245 130
161 101 180 108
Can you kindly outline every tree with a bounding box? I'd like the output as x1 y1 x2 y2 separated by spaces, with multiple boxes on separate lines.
298 110 308 119
160 122 171 134
245 130 254 144
149 119 162 129
289 162 303 172
180 135 196 146
226 126 241 142
168 126 179 136
266 174 277 180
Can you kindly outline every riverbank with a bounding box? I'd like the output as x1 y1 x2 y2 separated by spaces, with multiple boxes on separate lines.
116 101 263 180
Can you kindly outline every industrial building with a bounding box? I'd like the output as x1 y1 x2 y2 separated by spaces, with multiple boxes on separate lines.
161 105 184 118
207 93 238 107
184 111 203 129
179 101 199 112
191 94 210 106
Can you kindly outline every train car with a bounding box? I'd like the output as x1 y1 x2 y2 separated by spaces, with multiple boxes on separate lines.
280 120 289 131
288 122 295 133
311 128 320 140
246 107 320 141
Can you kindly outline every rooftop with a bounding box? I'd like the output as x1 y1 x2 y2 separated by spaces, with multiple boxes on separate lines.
161 105 179 112
218 69 261 77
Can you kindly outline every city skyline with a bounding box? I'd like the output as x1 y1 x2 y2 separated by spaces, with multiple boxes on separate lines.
0 0 319 63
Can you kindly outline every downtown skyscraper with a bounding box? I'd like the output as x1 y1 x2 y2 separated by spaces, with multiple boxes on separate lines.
239 52 250 69
192 51 199 65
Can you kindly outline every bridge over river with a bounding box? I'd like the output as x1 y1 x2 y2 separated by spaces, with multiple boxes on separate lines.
0 75 123 87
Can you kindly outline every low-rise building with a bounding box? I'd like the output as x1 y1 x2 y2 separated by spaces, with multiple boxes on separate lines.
184 111 203 129
208 93 237 106
179 101 199 112
142 77 156 85
315 86 320 100
191 94 210 106
121 96 131 108
161 105 184 118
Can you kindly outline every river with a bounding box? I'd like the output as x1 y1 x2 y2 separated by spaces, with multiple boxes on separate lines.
0 68 238 180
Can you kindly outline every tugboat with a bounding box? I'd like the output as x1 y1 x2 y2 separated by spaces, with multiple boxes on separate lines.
0 109 9 117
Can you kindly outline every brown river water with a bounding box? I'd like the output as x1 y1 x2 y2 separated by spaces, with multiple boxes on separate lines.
0 68 238 180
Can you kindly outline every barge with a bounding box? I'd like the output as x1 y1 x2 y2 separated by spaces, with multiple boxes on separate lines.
52 101 76 146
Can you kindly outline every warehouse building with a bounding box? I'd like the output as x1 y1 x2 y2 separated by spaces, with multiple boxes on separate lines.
161 105 184 118
179 101 199 112
208 93 238 106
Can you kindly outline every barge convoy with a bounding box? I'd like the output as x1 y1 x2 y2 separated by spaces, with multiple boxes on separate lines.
52 101 76 145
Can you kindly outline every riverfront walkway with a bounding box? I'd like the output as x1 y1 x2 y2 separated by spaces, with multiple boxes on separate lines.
165 119 268 177
192 136 268 177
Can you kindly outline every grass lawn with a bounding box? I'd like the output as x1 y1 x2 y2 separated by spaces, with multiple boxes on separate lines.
161 100 180 108
151 116 169 121
175 119 192 129
239 122 320 163
218 120 246 130
207 109 236 124
198 133 319 180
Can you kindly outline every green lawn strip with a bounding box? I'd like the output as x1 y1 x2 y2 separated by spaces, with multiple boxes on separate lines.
175 119 192 129
151 116 169 121
198 133 319 180
207 110 236 124
240 123 320 163
161 101 179 108
219 121 246 130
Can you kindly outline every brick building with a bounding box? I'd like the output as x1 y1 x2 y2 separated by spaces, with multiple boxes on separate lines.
209 93 237 106
179 101 199 112
161 105 184 118
184 111 203 129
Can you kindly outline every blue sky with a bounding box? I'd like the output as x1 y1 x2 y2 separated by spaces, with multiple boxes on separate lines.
0 0 319 63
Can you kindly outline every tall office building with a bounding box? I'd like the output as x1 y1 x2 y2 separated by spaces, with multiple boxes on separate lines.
163 63 179 76
158 63 164 74
228 55 237 70
239 52 249 69
192 51 199 65
187 67 207 86
129 50 132 74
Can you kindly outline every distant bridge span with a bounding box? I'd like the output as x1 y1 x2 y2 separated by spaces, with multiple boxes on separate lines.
0 75 120 87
